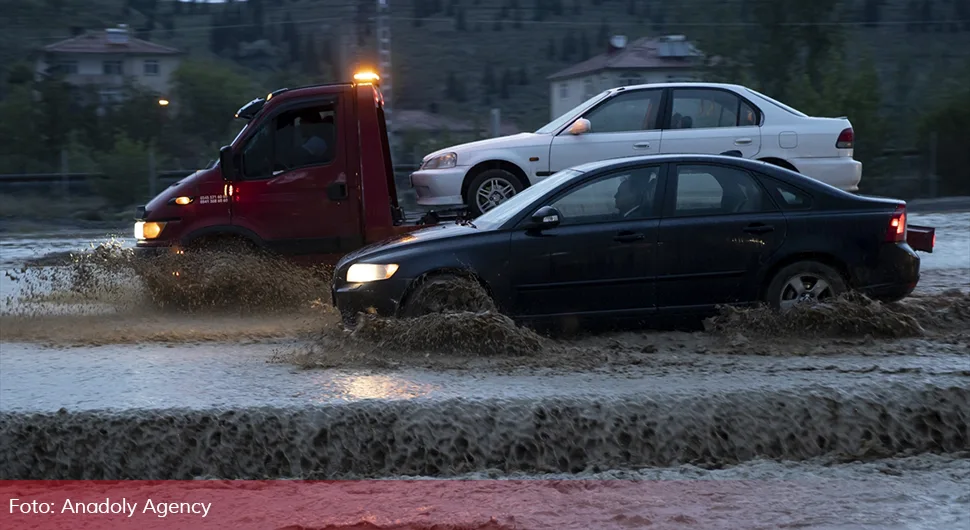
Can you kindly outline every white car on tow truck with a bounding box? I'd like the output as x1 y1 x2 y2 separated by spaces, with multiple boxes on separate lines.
410 82 863 216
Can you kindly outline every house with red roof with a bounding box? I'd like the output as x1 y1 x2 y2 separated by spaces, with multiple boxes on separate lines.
546 35 705 120
35 24 182 105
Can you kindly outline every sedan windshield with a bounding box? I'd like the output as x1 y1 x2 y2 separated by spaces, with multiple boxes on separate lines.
474 169 584 229
535 90 611 134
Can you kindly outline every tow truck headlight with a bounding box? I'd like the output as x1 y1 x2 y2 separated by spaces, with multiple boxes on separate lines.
420 152 457 170
134 221 166 240
346 263 399 283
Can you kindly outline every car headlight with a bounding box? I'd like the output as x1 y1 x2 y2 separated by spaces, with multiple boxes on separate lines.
134 221 166 240
346 263 399 283
420 152 457 170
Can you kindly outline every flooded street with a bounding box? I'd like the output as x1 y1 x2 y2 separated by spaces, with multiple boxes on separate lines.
1 212 968 529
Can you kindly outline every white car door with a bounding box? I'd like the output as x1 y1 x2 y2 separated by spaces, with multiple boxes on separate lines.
548 88 664 174
659 87 762 158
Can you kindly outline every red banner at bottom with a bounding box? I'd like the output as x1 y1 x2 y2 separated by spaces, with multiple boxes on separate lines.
0 478 913 529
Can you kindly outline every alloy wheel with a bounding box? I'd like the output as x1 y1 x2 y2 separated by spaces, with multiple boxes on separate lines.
475 177 517 213
778 273 834 311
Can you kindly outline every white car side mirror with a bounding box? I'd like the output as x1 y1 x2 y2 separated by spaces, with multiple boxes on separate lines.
568 118 591 135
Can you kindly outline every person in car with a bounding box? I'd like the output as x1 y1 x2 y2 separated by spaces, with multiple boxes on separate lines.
293 112 334 167
613 172 657 218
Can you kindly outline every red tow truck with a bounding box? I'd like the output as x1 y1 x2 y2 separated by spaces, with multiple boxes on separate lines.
133 72 935 264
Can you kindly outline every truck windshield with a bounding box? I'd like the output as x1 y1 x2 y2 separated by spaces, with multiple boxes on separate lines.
534 90 611 134
474 169 584 229
230 122 250 146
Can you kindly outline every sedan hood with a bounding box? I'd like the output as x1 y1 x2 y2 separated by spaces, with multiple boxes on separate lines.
423 132 549 161
338 223 482 268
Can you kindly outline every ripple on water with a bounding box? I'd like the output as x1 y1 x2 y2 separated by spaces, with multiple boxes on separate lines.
1 384 966 480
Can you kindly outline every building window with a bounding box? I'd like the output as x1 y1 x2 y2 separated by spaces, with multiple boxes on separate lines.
54 60 78 75
559 83 568 99
99 88 124 105
103 60 123 75
143 60 159 76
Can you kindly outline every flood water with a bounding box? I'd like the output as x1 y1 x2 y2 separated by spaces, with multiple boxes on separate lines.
1 213 968 529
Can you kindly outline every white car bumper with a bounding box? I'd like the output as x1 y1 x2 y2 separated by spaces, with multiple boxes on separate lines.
792 157 862 192
410 167 467 207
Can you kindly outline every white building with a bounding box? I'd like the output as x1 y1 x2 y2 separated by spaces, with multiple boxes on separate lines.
547 35 705 120
35 25 182 104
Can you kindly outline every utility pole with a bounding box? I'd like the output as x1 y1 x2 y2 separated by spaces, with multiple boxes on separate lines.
376 0 393 128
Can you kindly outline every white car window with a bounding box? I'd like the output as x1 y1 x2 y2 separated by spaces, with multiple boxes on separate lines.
670 89 742 129
583 89 663 133
535 90 611 134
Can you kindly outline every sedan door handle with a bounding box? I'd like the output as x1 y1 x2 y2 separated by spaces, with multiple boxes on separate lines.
633 142 651 149
735 138 753 145
743 223 774 234
614 231 646 243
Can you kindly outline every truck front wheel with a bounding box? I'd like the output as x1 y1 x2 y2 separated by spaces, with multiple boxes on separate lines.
465 169 525 217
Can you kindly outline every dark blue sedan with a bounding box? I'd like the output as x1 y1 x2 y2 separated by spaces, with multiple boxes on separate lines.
332 154 921 324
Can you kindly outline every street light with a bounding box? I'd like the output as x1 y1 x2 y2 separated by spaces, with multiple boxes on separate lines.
158 98 170 106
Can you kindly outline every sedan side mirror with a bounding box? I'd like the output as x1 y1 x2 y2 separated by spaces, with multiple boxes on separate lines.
530 205 562 230
219 145 238 181
568 118 591 135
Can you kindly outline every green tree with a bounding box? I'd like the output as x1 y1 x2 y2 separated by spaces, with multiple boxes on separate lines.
500 68 513 99
0 86 45 173
918 65 970 195
92 133 158 207
838 56 885 170
171 60 254 146
483 64 497 94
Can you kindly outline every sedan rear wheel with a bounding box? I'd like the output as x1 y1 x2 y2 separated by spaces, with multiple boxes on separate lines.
764 261 847 311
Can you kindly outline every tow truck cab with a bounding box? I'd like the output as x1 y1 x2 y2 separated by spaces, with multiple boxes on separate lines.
133 73 436 264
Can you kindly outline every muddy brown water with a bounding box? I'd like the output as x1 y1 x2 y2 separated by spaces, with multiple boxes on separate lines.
0 214 968 527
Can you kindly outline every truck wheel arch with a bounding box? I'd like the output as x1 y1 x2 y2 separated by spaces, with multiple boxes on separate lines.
181 225 267 252
460 160 530 202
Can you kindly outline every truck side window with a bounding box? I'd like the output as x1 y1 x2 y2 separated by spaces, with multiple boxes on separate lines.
241 125 273 180
274 104 337 172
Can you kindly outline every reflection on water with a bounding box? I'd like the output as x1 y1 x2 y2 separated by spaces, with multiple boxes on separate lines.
323 373 437 402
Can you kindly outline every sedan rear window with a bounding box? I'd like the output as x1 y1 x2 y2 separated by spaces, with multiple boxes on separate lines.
759 177 813 210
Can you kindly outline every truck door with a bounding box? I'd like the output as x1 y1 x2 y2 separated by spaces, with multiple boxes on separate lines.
547 88 663 173
230 95 362 255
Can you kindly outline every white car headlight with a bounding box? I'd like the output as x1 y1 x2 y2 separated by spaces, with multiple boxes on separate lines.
346 263 400 283
420 152 457 170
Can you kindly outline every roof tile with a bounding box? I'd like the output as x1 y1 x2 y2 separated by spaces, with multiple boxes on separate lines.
43 32 181 55
547 36 702 81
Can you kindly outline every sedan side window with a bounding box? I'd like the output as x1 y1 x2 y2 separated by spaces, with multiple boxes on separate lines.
551 166 660 225
240 102 338 181
672 165 773 216
582 89 663 133
670 89 746 130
